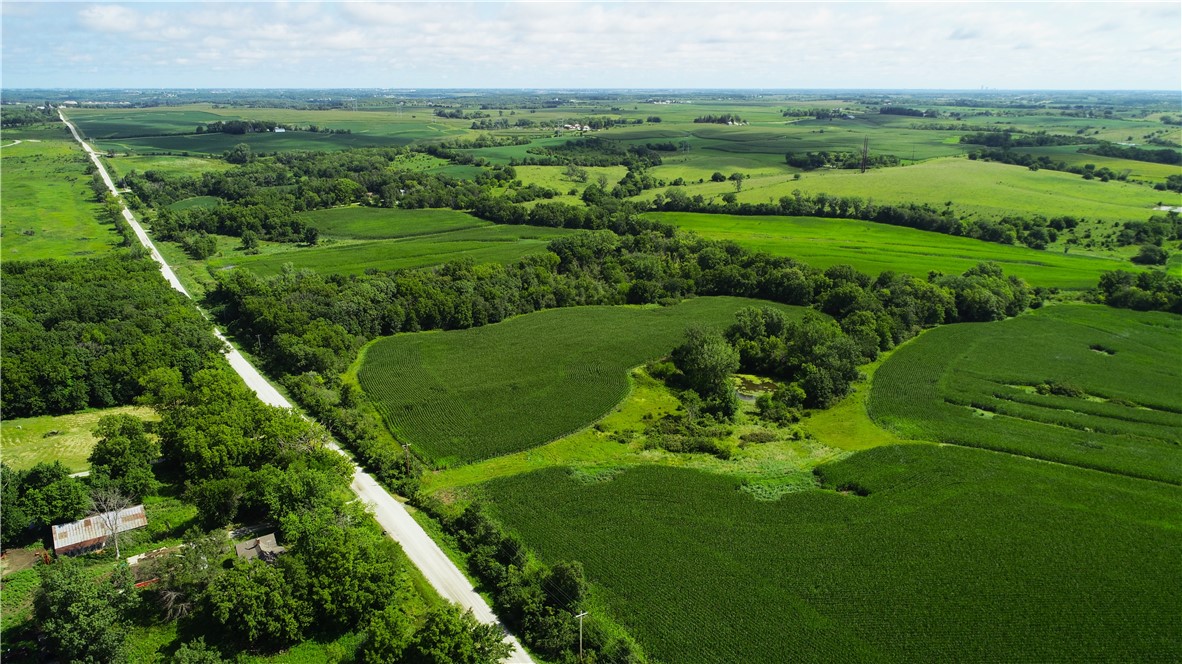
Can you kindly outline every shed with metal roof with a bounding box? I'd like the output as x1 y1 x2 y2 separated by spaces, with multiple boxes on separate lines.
51 505 147 556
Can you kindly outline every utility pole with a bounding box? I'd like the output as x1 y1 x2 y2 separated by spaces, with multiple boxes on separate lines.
402 443 411 475
575 611 589 661
861 137 869 173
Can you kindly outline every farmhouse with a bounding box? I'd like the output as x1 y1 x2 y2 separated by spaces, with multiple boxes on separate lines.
234 533 286 562
51 505 147 556
274 127 286 133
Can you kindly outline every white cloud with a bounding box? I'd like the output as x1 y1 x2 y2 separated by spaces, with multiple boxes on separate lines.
0 1 1177 89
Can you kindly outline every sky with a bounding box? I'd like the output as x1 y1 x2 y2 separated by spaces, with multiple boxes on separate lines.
2 1 1180 91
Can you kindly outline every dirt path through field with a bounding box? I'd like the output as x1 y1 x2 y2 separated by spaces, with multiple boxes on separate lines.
58 110 533 663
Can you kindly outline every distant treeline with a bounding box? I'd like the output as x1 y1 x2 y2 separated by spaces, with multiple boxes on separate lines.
785 151 900 170
1079 143 1182 165
960 131 1100 148
0 105 55 127
694 114 743 124
879 107 937 118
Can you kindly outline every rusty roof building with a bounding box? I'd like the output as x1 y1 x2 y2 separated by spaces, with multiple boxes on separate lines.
51 505 148 556
234 532 286 562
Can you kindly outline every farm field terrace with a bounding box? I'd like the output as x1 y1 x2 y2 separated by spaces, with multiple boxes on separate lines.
483 445 1182 664
647 212 1132 291
868 304 1182 484
0 125 123 261
356 297 810 465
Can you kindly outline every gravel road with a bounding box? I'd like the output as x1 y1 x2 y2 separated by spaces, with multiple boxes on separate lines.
59 111 533 663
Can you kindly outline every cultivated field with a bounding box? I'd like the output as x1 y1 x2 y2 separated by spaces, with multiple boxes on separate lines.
484 446 1182 663
357 297 809 465
209 221 573 277
0 125 122 261
868 305 1182 484
647 212 1133 290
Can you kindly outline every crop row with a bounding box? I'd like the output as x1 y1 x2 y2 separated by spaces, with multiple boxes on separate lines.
868 305 1182 484
483 446 1182 663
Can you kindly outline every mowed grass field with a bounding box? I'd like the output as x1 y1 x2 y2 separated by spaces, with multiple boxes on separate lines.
103 154 232 179
868 305 1182 484
647 212 1134 290
0 406 158 473
207 208 572 276
484 446 1182 663
357 297 809 465
0 126 122 261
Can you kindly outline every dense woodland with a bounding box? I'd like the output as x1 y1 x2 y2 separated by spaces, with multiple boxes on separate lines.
0 255 224 418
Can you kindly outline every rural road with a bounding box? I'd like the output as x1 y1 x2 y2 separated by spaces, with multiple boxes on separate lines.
59 111 534 663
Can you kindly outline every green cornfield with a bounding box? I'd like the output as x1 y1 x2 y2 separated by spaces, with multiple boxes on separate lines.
484 446 1182 663
358 297 808 464
868 305 1182 484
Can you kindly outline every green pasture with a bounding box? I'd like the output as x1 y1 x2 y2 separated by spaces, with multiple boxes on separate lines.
640 157 1171 226
1016 145 1182 183
484 446 1182 663
297 207 486 239
0 406 158 473
0 127 122 261
103 154 232 179
208 224 572 277
868 305 1182 484
647 212 1133 290
357 298 809 465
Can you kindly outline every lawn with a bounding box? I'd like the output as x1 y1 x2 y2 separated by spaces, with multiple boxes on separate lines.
357 297 809 465
1 406 158 473
646 212 1135 290
483 445 1182 663
868 304 1182 484
0 125 122 262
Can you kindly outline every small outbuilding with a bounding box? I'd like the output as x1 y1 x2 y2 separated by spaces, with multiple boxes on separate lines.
234 533 286 563
51 506 147 556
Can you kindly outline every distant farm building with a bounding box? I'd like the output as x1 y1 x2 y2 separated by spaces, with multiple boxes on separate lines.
51 506 147 556
234 533 286 562
273 127 286 133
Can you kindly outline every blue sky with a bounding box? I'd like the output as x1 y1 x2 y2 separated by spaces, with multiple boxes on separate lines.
3 2 1180 90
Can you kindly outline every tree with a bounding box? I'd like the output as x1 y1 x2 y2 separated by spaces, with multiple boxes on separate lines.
90 485 133 558
408 604 513 664
1132 244 1169 265
360 604 415 664
206 560 310 648
224 142 252 165
171 638 228 664
240 229 260 251
36 557 138 663
671 327 740 417
729 172 745 192
89 414 159 499
564 163 589 183
710 171 726 182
